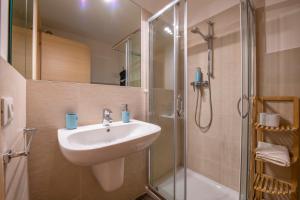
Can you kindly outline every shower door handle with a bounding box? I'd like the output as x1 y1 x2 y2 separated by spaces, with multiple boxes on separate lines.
176 94 184 118
237 95 250 119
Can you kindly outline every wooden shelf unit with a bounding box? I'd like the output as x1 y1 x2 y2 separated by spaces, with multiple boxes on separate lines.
251 96 300 200
253 173 295 195
254 122 298 133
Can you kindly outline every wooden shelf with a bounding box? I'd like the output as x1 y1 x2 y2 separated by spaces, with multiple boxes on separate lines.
251 96 299 200
253 173 295 196
254 123 298 133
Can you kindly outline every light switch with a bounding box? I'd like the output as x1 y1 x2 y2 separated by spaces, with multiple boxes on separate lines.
1 97 14 127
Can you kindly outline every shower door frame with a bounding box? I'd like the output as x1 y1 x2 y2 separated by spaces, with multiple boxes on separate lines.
146 0 187 199
146 0 255 199
240 0 256 199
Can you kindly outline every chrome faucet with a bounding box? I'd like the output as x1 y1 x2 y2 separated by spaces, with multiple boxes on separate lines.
102 108 113 126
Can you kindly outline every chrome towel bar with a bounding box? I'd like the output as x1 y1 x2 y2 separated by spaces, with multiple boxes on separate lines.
3 128 36 165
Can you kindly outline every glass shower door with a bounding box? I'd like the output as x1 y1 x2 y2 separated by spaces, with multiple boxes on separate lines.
148 1 185 200
240 0 256 199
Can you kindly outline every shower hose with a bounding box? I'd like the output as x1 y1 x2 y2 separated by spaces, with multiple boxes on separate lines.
194 67 213 133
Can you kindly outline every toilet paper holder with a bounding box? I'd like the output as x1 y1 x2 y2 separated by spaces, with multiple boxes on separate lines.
3 128 36 165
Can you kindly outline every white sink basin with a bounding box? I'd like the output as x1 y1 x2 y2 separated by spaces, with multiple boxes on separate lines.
58 120 160 191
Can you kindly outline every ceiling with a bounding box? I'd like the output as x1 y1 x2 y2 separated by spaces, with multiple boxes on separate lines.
132 0 239 27
14 0 241 45
131 0 172 14
39 0 141 45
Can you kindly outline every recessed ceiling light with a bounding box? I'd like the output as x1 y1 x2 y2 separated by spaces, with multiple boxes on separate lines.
103 0 119 10
164 26 173 35
80 0 87 10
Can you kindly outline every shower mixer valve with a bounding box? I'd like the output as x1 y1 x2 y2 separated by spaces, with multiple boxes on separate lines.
191 67 209 91
190 80 209 92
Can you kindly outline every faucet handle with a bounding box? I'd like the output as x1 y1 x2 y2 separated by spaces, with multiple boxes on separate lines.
102 108 113 125
103 108 112 116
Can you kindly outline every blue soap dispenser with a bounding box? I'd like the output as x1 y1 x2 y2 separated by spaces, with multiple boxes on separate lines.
195 67 202 82
122 104 130 123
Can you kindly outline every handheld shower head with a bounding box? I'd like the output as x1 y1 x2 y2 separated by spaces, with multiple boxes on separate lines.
191 26 209 41
191 26 200 34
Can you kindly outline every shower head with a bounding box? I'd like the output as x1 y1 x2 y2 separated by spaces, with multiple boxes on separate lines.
191 26 208 41
191 26 200 34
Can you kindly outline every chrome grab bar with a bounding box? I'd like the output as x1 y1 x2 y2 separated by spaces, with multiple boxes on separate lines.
176 94 184 118
237 95 250 119
3 128 36 165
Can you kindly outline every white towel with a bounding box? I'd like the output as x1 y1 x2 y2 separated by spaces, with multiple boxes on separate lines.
255 141 291 167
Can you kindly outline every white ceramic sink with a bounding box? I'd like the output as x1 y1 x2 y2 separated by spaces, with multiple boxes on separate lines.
58 120 160 191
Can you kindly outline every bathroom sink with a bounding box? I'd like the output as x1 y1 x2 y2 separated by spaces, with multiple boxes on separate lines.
58 120 160 191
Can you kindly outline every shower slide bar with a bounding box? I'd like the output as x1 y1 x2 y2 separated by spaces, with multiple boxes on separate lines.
3 128 36 165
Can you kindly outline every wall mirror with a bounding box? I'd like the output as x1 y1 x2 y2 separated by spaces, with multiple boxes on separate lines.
9 0 33 78
9 0 141 87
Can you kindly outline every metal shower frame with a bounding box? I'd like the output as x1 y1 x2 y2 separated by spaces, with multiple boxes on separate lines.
145 0 255 199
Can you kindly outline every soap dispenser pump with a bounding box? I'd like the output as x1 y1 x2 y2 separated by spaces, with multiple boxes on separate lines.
195 67 202 82
122 104 130 123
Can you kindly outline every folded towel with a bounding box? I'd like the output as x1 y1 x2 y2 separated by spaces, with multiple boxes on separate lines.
255 141 291 167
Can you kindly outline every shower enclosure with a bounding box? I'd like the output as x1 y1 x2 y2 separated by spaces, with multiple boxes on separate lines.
147 0 255 200
147 1 185 199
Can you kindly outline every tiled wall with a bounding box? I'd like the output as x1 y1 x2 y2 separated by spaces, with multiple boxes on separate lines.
150 88 184 185
27 80 146 200
0 58 29 200
187 5 241 191
256 1 300 198
256 2 300 97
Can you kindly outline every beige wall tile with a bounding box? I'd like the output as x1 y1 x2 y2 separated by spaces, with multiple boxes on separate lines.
27 80 146 200
80 151 146 200
28 127 81 200
27 80 80 129
256 4 300 198
187 5 241 191
0 58 29 200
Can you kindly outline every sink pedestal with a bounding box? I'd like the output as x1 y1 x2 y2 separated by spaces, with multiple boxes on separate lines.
92 157 125 192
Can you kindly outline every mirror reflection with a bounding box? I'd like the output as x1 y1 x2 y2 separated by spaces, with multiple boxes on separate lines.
10 0 141 87
9 0 33 79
